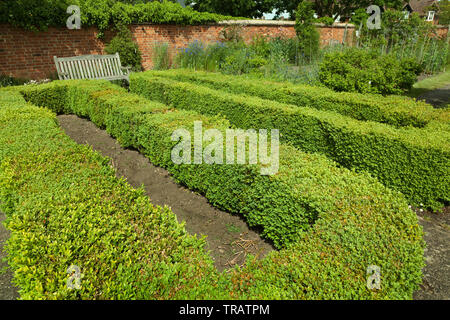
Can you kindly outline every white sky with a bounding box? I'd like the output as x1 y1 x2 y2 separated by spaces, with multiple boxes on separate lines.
263 9 290 20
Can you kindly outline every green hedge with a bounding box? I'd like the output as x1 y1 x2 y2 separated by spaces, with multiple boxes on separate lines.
147 69 449 129
130 73 450 210
3 82 425 299
19 81 321 248
0 89 221 299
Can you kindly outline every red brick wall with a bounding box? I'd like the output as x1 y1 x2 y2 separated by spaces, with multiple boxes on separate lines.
0 22 358 80
0 25 108 79
130 23 302 70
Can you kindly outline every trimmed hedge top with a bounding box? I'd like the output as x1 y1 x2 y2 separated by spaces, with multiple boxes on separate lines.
130 73 450 210
147 69 450 130
0 80 425 299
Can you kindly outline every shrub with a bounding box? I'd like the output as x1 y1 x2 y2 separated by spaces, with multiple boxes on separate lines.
0 75 27 87
220 47 255 75
175 40 266 75
357 10 449 74
105 27 142 72
130 73 450 209
0 89 220 299
175 40 208 70
12 81 425 299
319 47 423 95
144 69 450 130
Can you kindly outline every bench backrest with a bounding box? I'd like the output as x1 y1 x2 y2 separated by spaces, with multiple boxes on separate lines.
54 53 128 81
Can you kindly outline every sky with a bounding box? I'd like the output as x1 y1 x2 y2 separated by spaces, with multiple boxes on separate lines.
263 9 290 20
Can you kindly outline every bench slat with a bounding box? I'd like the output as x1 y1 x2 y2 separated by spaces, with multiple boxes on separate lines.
77 60 85 79
54 53 130 83
87 59 95 78
83 60 91 79
106 58 113 77
67 61 75 79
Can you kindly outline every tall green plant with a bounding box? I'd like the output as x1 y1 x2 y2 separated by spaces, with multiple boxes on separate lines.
152 42 171 70
294 1 320 63
358 10 449 74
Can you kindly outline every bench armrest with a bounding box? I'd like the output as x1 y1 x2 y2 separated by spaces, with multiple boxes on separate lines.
121 66 132 74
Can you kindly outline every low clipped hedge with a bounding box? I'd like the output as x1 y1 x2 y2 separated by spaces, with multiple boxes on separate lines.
0 89 220 299
18 81 321 248
146 69 449 130
130 73 450 210
2 83 425 299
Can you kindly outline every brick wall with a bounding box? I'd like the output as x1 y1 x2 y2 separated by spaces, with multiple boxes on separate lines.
0 21 378 80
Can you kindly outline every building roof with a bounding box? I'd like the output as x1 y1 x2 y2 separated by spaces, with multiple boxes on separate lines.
405 0 440 15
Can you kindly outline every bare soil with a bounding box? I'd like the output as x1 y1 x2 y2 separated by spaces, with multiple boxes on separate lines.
413 206 450 300
0 211 19 300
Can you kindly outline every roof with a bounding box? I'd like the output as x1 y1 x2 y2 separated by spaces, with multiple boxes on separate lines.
405 0 440 15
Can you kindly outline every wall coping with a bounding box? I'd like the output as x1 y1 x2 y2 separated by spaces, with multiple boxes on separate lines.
218 20 355 28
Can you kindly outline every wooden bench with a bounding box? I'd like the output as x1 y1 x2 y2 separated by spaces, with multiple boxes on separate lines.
54 53 131 82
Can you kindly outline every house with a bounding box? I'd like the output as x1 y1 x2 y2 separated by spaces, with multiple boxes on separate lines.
403 0 441 24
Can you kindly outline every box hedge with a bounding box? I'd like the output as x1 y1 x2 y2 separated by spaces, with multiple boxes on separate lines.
146 69 449 130
1 83 425 299
0 89 221 299
130 73 450 210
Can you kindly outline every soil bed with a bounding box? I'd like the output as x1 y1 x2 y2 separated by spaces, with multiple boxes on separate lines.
413 205 450 300
57 115 274 272
0 211 19 300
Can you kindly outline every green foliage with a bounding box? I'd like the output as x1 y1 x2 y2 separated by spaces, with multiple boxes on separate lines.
357 10 449 75
146 69 449 129
0 0 238 33
294 2 320 61
0 75 27 87
219 25 244 43
152 42 171 70
131 72 450 209
185 0 274 18
440 0 450 25
7 81 425 299
315 16 334 25
175 40 261 74
272 0 404 20
319 47 423 95
105 27 142 71
175 36 304 81
0 88 220 299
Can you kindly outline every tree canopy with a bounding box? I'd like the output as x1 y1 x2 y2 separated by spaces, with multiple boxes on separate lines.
185 0 275 18
278 0 405 19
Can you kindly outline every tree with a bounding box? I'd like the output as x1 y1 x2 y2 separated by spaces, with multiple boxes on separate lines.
185 0 276 18
295 1 319 60
439 0 450 25
272 0 404 20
